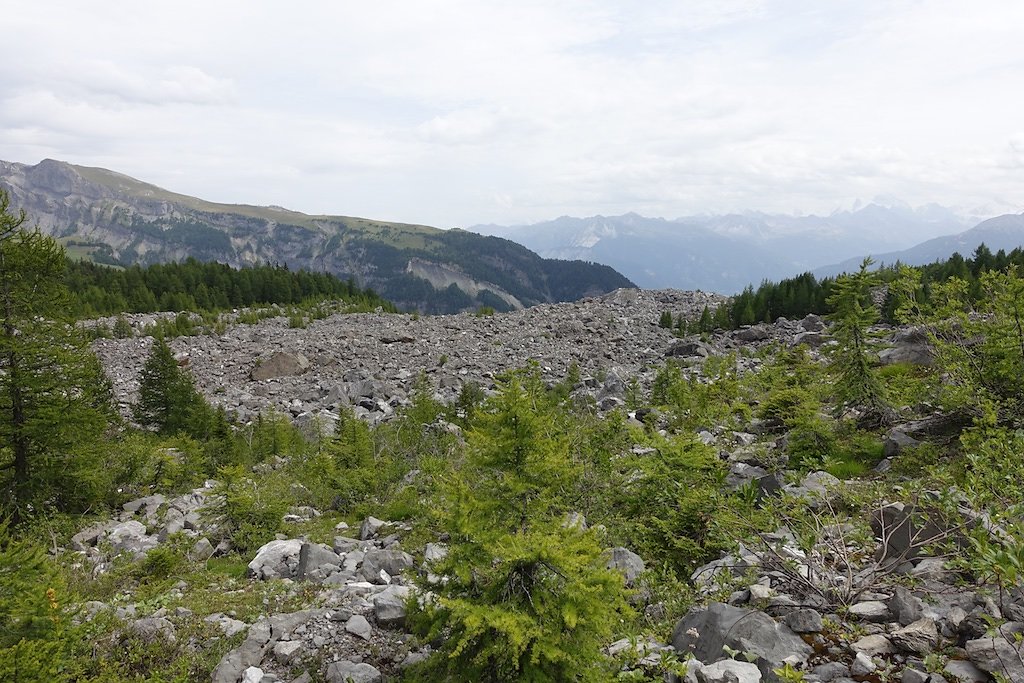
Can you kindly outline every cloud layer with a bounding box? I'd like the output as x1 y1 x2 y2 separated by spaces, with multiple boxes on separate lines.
2 1 1022 227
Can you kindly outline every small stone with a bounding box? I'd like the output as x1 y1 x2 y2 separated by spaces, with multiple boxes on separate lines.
849 600 892 622
891 618 939 655
241 667 264 683
851 634 895 656
273 640 303 663
345 614 372 640
784 608 823 634
850 652 876 677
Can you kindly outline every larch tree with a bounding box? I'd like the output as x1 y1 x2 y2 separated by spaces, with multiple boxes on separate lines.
410 369 629 682
0 190 113 522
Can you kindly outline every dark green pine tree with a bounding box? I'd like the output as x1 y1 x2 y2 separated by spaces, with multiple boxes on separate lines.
133 337 207 436
0 190 114 522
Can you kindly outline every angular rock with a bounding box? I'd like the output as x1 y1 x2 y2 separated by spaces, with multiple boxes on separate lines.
241 667 265 683
850 651 876 677
849 600 892 623
943 658 988 682
273 640 303 664
251 351 310 381
672 602 812 677
360 547 414 583
248 539 303 580
374 584 412 627
889 586 924 626
697 659 761 683
359 516 389 540
71 521 115 551
783 608 823 634
901 669 929 683
890 618 939 655
605 546 645 586
188 537 215 563
345 614 372 641
109 520 157 556
326 661 382 683
296 541 341 580
965 635 1024 682
851 634 895 656
205 613 248 637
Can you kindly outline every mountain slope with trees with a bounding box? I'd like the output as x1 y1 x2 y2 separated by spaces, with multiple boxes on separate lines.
0 159 633 313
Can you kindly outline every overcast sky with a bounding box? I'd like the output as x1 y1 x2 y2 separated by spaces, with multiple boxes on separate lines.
2 1 1023 227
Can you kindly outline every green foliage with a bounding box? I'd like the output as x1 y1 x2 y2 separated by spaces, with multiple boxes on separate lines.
133 338 226 443
826 258 889 415
411 371 630 681
65 256 397 319
650 355 749 431
112 316 133 339
609 435 726 575
0 190 115 522
658 310 673 329
0 519 68 682
205 465 291 556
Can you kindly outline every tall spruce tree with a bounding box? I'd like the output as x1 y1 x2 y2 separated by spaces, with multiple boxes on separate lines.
0 190 113 522
133 337 208 436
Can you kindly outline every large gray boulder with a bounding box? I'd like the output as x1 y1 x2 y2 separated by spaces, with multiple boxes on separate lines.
108 520 158 556
374 584 412 627
360 547 414 582
672 602 812 678
247 539 303 580
250 351 310 381
697 659 761 683
295 541 341 580
965 635 1024 682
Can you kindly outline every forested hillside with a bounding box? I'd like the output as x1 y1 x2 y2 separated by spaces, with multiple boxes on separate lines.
669 243 1024 334
66 258 396 318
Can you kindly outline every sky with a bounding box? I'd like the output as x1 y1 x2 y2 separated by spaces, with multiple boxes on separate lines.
2 1 1023 228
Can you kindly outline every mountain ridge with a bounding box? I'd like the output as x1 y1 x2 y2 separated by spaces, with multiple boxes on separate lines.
0 159 633 313
475 205 982 293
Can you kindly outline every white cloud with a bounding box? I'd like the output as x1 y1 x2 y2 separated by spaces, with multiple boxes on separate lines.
0 0 1022 226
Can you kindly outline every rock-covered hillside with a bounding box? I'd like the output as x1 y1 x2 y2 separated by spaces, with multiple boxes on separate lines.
93 289 726 426
10 280 1024 683
0 158 633 313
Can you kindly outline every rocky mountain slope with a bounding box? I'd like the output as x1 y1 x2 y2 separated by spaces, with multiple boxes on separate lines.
73 291 1024 683
475 205 974 293
0 159 633 313
92 289 727 426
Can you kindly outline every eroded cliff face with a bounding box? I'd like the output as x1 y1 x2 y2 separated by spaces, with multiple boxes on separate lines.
0 159 634 313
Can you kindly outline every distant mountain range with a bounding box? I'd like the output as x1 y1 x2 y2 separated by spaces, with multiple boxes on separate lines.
475 204 1024 293
0 159 633 313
